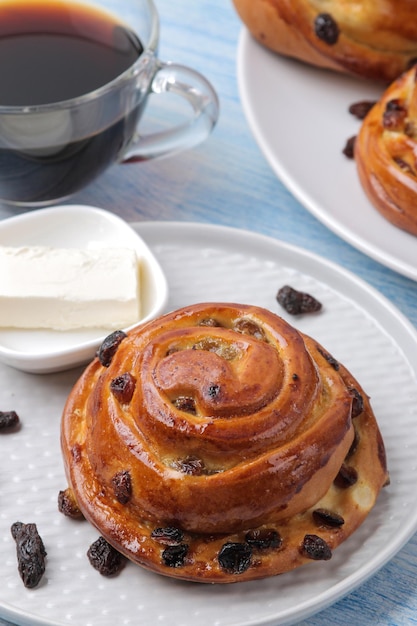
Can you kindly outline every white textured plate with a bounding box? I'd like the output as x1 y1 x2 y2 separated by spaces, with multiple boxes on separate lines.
237 29 417 282
0 205 168 373
1 221 417 626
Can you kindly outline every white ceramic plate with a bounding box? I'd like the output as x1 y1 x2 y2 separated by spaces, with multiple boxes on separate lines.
237 29 417 282
1 221 417 626
0 205 168 373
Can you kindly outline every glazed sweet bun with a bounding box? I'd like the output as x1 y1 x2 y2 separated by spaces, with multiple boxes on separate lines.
61 303 388 583
355 63 417 236
233 0 417 82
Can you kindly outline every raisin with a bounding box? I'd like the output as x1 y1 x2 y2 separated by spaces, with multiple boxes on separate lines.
198 318 221 327
277 285 322 315
87 536 125 576
334 463 358 488
301 534 332 560
233 318 266 340
173 396 196 415
162 543 189 567
151 527 185 545
393 157 416 176
173 455 205 475
348 100 376 120
386 98 405 111
207 384 220 399
342 135 356 159
193 338 239 360
313 508 345 528
11 522 47 588
349 387 364 418
245 528 282 550
110 372 136 403
71 443 82 463
383 99 407 130
218 542 252 574
314 13 339 45
97 330 127 367
111 470 132 504
0 410 20 431
58 488 84 519
316 346 339 370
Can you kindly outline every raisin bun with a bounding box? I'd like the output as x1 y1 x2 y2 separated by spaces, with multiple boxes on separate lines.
233 0 417 82
355 63 417 236
61 303 388 583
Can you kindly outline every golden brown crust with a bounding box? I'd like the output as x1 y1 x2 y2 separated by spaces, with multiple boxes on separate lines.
61 303 388 583
355 64 417 236
233 0 417 82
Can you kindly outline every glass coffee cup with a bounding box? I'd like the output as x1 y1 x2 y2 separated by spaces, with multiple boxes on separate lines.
0 0 219 206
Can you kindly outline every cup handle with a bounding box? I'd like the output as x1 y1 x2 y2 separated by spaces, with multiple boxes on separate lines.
122 61 219 162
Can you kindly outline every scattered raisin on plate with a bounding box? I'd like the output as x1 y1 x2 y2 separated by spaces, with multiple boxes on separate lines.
0 410 20 432
276 285 322 315
58 487 84 519
11 521 47 588
342 135 356 159
87 536 126 577
343 100 377 160
348 100 376 120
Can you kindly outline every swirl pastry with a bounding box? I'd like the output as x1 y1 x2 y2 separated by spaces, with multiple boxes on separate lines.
233 0 417 82
355 63 417 236
61 303 388 583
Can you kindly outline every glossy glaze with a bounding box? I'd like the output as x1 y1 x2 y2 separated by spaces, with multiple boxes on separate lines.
1 0 417 618
61 303 387 582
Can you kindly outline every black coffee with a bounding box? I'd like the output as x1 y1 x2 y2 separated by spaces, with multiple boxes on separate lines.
0 0 144 203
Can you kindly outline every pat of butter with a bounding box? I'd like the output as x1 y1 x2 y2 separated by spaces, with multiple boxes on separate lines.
0 245 140 330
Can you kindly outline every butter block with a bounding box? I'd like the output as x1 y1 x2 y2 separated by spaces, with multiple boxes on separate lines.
0 245 140 330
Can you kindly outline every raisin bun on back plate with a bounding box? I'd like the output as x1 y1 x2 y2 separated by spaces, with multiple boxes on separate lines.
355 63 417 236
61 303 388 583
232 0 417 82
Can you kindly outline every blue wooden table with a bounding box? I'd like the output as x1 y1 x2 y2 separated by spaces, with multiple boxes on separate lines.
0 0 416 624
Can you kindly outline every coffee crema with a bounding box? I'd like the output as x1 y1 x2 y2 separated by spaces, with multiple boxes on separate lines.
0 0 144 204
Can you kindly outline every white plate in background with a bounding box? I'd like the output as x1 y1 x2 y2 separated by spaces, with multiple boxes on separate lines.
237 29 417 281
1 221 417 626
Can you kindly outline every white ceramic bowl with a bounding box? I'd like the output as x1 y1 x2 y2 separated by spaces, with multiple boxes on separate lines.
0 204 168 373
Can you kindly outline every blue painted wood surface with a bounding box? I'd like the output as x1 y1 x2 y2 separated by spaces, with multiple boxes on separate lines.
0 0 416 624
